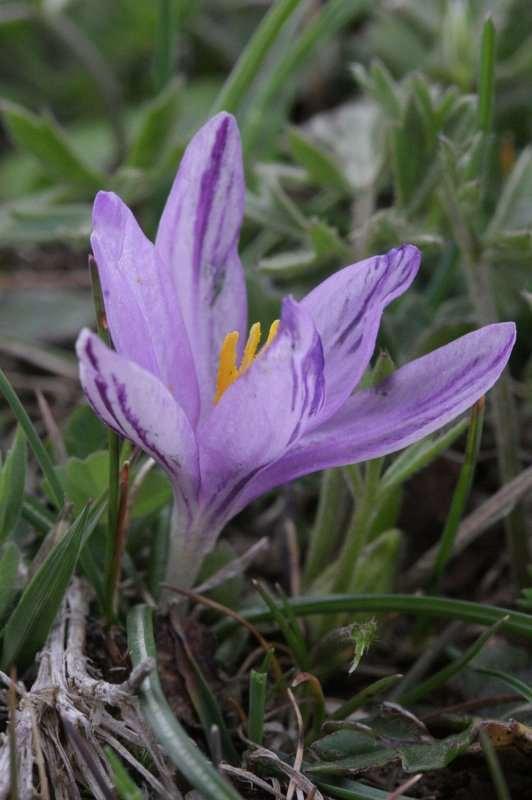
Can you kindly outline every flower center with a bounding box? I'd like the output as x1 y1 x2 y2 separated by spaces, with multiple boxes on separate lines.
214 320 280 403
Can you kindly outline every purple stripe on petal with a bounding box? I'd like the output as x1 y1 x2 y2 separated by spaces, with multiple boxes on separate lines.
301 244 421 422
211 322 516 525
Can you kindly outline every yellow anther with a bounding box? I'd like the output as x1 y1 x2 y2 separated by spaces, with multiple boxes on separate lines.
240 322 261 373
264 319 280 349
214 330 239 404
213 318 281 403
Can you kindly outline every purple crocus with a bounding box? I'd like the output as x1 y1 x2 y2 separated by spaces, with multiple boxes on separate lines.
76 112 516 588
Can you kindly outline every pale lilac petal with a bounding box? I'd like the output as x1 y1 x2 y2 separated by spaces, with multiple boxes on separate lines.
216 322 515 523
76 329 199 519
155 112 247 415
301 244 420 420
91 191 199 424
198 297 324 521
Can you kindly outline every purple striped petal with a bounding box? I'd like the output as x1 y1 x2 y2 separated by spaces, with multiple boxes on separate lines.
91 191 199 424
198 297 324 522
155 112 247 417
215 322 515 523
301 244 420 421
76 329 199 519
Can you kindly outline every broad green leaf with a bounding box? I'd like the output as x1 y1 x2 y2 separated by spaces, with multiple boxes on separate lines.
64 404 108 459
1 100 104 189
0 427 26 544
1 503 102 669
56 451 171 520
126 78 182 169
0 542 20 626
317 778 416 800
310 715 474 775
288 127 350 192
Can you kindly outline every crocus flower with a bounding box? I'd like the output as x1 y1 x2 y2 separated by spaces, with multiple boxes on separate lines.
76 112 516 588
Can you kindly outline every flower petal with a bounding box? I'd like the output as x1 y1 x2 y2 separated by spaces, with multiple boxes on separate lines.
155 112 247 416
218 322 516 522
91 191 199 424
301 244 420 419
198 297 324 521
76 329 199 519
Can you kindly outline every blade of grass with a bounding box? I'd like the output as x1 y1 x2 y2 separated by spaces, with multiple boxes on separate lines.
127 605 243 800
242 0 369 153
330 674 403 721
316 778 416 800
89 256 121 624
221 594 532 640
472 666 532 703
479 727 512 800
304 468 346 587
210 0 304 116
0 543 20 627
253 580 310 670
0 367 63 510
105 747 143 800
397 616 508 706
430 399 485 590
248 669 267 745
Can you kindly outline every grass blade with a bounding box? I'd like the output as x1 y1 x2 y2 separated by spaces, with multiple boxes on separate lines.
221 594 532 641
248 669 267 745
127 605 243 800
430 399 485 589
0 427 26 544
0 542 20 626
210 0 303 116
472 665 532 703
1 502 103 669
0 366 64 509
397 616 508 705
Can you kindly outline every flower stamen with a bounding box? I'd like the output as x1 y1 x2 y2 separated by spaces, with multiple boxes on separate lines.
214 319 280 403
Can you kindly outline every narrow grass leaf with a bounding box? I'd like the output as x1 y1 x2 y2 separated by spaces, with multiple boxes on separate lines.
330 674 403 721
0 366 64 509
316 778 416 800
0 542 20 626
211 0 303 115
105 748 143 800
1 503 103 669
380 417 468 493
430 399 485 589
1 100 104 189
223 595 532 641
472 665 532 704
397 616 508 705
127 605 243 800
0 427 26 544
126 78 182 169
248 669 267 745
253 580 310 670
287 128 350 192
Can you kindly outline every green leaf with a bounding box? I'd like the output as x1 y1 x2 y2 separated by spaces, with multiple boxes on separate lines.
0 366 64 510
105 748 143 800
1 100 104 189
64 404 108 459
317 777 416 800
126 78 182 169
308 219 351 261
288 127 350 192
127 605 243 800
1 503 103 669
258 249 319 279
224 594 532 641
310 716 474 775
0 427 26 544
0 542 20 626
211 0 304 115
471 665 532 703
380 417 468 493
